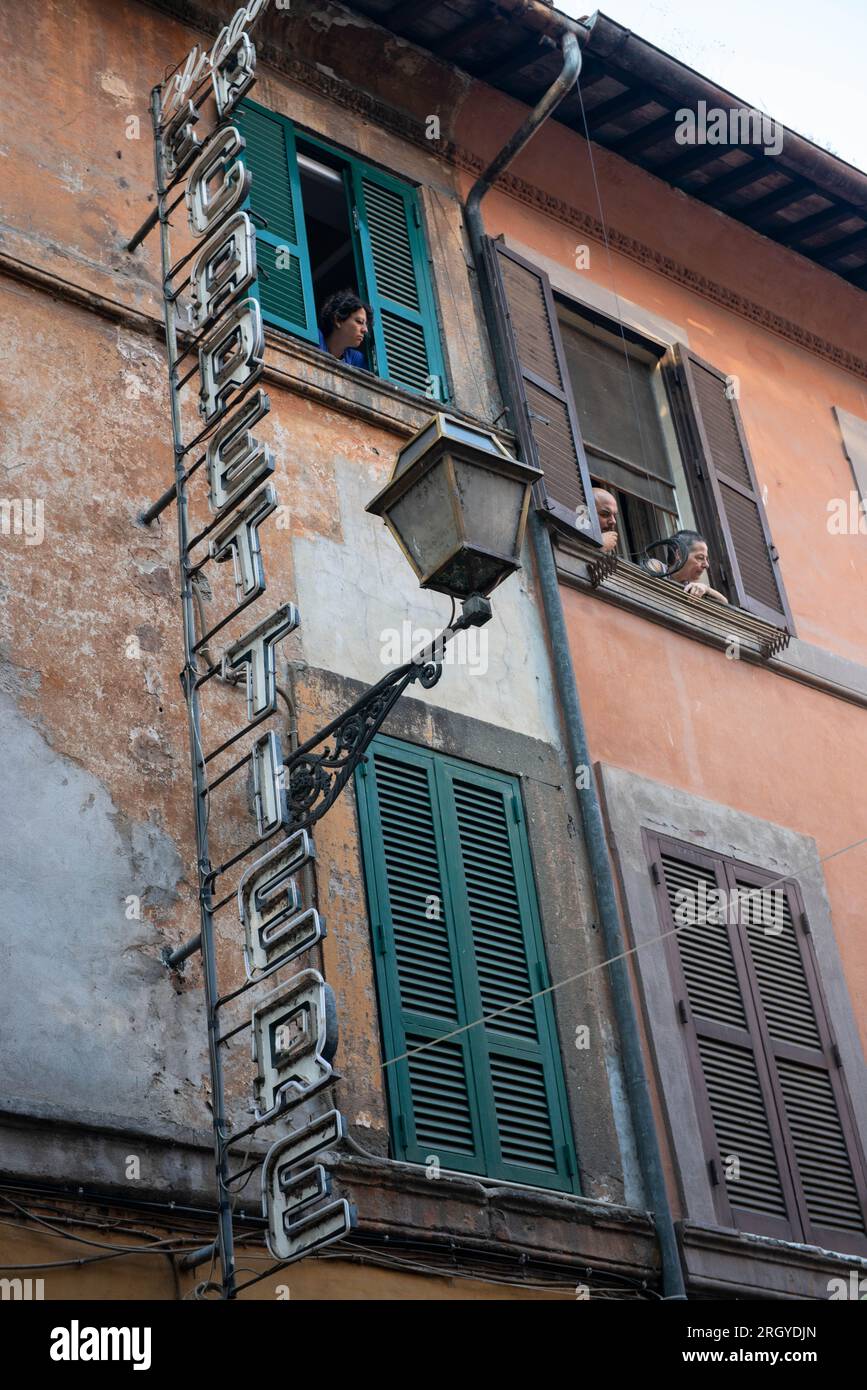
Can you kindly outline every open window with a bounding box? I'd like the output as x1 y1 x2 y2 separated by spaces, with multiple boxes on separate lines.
234 99 447 399
481 236 794 632
556 303 696 562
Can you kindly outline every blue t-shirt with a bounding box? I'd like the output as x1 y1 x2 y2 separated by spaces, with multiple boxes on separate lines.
317 328 366 369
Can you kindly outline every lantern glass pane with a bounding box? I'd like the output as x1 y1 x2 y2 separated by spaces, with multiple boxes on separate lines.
452 460 525 564
386 458 460 580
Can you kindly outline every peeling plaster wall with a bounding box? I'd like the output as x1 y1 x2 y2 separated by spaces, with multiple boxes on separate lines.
0 0 640 1251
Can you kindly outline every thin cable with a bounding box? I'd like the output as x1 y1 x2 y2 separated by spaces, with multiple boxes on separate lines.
0 1194 209 1258
382 828 867 1071
573 78 683 525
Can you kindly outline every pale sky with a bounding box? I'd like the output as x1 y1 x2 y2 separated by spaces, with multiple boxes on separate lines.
558 1 867 175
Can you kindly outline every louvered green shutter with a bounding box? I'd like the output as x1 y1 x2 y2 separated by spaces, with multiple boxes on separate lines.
234 101 318 342
355 736 577 1192
650 835 867 1254
351 167 446 399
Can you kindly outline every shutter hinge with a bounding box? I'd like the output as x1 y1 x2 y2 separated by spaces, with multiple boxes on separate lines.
708 1158 720 1187
412 201 421 228
799 911 811 936
718 562 729 584
373 921 386 954
650 861 661 886
694 458 705 480
535 960 549 993
677 999 688 1025
562 1144 577 1179
352 206 360 233
396 1112 408 1150
512 792 524 825
358 756 368 778
832 1043 843 1068
769 544 780 562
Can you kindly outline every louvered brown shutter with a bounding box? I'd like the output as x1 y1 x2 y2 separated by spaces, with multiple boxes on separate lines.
649 834 867 1253
667 346 794 630
650 840 801 1240
480 238 602 541
733 869 867 1254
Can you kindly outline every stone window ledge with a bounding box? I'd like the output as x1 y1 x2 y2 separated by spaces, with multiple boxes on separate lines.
553 529 790 660
679 1220 867 1300
325 1152 658 1285
263 328 514 449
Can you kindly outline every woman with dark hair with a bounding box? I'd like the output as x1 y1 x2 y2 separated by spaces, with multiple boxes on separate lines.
645 529 729 603
318 289 372 368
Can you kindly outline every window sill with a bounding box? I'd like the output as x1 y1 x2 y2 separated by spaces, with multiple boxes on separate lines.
324 1151 658 1286
263 327 509 446
553 527 791 660
679 1220 867 1299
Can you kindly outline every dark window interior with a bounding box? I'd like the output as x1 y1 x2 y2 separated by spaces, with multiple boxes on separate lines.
296 139 368 363
558 306 680 563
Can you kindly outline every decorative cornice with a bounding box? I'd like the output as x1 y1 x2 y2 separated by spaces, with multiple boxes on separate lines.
269 53 867 382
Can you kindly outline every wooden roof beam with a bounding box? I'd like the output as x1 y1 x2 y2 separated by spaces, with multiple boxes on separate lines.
432 6 505 59
484 33 555 82
583 83 656 132
776 203 861 246
815 225 867 262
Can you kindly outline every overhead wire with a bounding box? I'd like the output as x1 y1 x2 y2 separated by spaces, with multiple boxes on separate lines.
382 828 867 1071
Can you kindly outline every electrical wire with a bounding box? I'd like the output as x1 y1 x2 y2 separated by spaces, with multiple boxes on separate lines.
382 827 867 1072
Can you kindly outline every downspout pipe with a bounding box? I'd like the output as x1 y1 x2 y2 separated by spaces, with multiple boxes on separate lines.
462 32 687 1300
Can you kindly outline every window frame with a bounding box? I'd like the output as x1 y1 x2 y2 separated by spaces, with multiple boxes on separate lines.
238 98 449 400
354 734 579 1194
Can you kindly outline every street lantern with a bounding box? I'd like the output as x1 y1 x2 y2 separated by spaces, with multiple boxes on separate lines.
365 414 542 598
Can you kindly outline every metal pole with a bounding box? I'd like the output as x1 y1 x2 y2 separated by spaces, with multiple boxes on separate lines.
149 85 237 1299
126 205 160 253
139 479 177 526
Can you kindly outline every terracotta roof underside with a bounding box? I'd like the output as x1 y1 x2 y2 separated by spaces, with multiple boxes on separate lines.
340 2 867 292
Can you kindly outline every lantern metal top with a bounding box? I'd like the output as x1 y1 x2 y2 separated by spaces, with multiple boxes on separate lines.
366 412 541 516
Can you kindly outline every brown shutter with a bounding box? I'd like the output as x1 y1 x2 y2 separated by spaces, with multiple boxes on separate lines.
480 237 602 541
648 837 801 1241
649 834 867 1254
666 346 794 632
732 868 867 1256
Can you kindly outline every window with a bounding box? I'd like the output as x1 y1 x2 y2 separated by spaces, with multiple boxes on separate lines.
354 736 578 1193
557 304 694 560
647 832 867 1254
234 100 447 399
481 237 794 631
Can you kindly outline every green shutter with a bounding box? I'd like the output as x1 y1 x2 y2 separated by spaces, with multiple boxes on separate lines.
351 166 446 399
355 735 578 1193
234 100 318 342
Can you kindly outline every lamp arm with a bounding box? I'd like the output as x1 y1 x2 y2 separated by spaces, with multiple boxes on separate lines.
282 594 492 832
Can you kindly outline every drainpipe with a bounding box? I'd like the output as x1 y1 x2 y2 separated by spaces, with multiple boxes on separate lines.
462 30 687 1300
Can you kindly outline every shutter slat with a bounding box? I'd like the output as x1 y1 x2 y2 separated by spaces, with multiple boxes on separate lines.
673 347 793 628
482 239 601 537
235 101 315 338
490 1055 558 1170
355 170 439 395
454 777 536 1041
777 1060 865 1233
356 739 576 1191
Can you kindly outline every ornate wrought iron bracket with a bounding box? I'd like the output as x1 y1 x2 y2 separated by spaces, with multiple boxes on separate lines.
283 594 492 833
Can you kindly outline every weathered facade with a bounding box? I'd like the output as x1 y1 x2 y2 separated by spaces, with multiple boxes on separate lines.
0 0 865 1301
